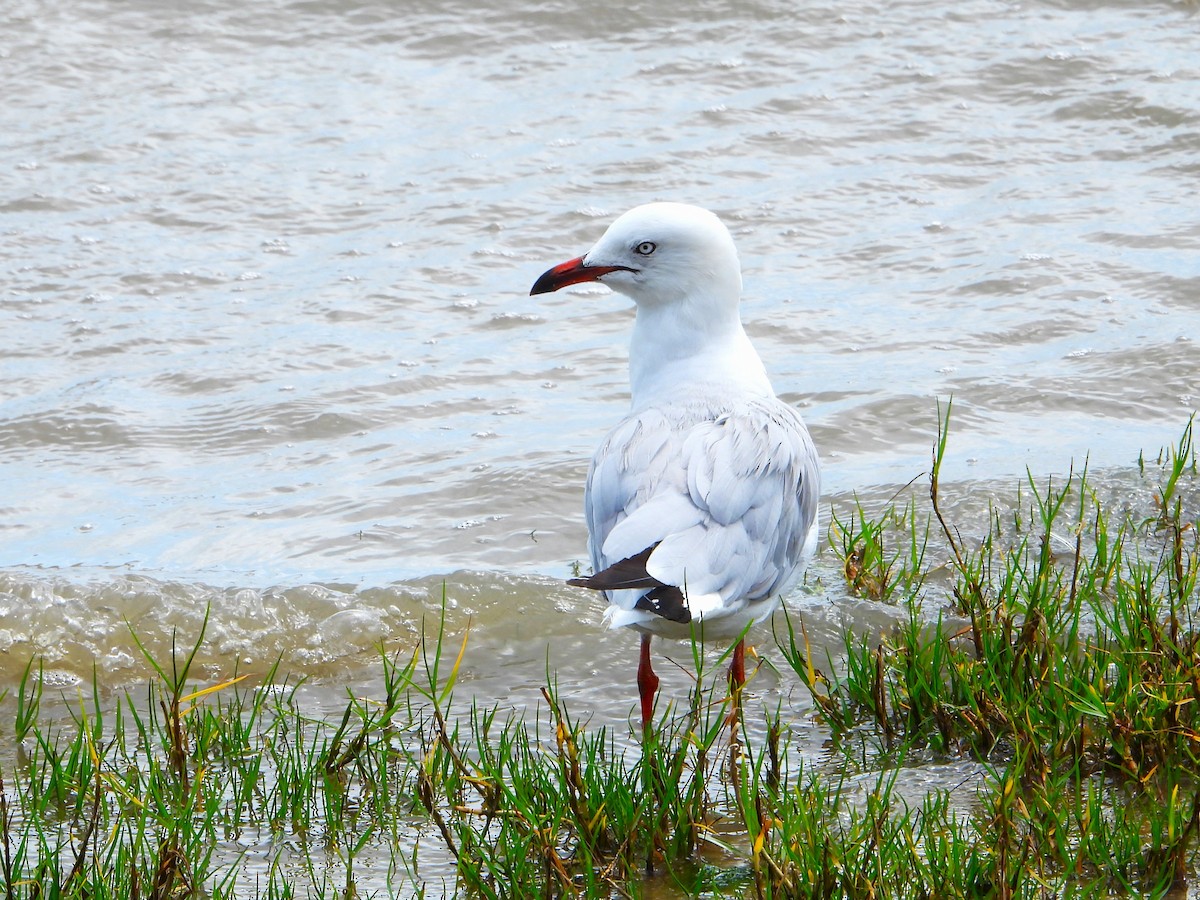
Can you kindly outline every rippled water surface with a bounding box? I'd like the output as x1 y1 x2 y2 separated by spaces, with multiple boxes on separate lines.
1 0 1198 887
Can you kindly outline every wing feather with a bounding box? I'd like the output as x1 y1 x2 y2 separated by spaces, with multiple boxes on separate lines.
581 393 820 630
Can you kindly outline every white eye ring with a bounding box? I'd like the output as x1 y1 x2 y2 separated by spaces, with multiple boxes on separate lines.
634 241 657 256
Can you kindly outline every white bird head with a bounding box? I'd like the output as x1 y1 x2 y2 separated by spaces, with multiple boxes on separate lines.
530 202 743 313
532 202 770 404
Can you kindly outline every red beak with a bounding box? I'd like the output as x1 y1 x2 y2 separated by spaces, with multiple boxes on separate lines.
529 256 633 295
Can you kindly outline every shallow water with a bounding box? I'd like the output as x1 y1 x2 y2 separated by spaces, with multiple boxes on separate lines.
1 0 1198 890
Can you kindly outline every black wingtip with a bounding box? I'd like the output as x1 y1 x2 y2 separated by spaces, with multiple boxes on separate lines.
565 545 658 592
565 545 691 624
634 585 692 624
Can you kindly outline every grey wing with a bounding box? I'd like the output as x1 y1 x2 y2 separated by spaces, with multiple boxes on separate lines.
583 399 820 620
582 407 685 574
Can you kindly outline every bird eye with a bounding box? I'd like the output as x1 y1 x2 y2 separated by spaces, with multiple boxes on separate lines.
634 241 657 256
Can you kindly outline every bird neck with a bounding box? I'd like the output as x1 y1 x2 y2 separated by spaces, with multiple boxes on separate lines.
628 302 773 406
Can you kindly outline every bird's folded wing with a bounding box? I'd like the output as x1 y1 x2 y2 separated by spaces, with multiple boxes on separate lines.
585 398 820 614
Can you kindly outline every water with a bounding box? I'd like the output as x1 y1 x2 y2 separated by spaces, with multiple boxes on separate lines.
1 0 1198 888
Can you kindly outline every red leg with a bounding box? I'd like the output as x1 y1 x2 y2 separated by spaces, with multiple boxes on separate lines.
729 639 746 691
727 638 746 730
637 634 659 733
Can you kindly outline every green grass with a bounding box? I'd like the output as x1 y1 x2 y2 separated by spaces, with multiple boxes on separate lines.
2 406 1200 897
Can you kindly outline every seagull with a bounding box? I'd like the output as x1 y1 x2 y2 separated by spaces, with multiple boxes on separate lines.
531 202 820 733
